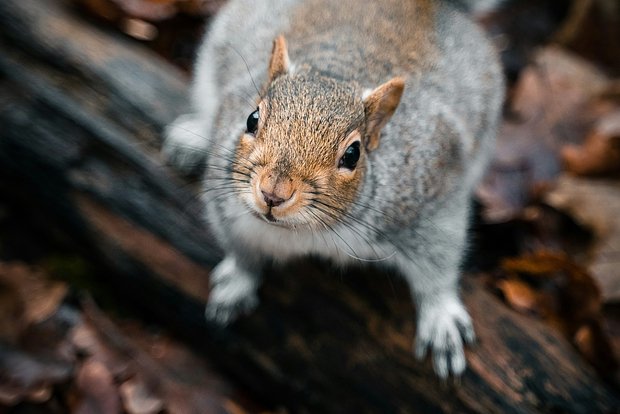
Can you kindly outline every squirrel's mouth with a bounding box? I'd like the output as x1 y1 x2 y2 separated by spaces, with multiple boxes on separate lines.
250 208 290 228
264 211 277 223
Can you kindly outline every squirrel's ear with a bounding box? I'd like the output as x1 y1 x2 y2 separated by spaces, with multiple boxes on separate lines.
268 35 290 83
363 77 405 151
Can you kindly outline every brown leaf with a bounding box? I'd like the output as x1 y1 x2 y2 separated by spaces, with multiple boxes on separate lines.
562 109 620 176
496 279 541 314
73 359 122 414
574 320 619 385
0 343 72 406
477 46 611 223
497 251 619 381
24 282 68 326
510 48 607 129
0 262 78 408
70 320 132 380
501 252 602 326
0 262 68 328
120 18 158 41
79 298 259 413
19 308 80 361
545 175 620 302
119 376 164 414
476 160 534 223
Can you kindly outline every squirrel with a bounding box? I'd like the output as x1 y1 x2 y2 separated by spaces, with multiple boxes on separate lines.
163 0 504 378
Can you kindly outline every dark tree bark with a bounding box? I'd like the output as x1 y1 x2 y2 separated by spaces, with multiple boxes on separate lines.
0 0 618 412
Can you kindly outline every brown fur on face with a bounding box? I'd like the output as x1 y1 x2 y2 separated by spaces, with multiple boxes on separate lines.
233 72 368 228
231 34 404 228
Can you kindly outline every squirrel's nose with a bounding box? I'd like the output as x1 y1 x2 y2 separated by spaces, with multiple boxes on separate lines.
261 190 287 207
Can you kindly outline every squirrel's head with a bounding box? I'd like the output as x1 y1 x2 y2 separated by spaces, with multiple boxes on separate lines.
231 36 404 229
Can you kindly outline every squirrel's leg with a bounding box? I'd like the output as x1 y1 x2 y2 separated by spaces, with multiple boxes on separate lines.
396 202 475 378
162 114 211 174
411 275 474 379
205 254 262 325
163 42 218 174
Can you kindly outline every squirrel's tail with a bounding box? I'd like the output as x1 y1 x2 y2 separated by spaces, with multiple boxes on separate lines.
447 0 504 14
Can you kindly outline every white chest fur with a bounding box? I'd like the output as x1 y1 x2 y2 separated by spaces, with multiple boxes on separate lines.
214 201 398 265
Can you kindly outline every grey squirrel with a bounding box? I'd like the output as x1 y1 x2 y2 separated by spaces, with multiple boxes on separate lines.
163 0 504 378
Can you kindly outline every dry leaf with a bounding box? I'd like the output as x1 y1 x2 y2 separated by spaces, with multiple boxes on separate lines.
496 279 540 314
477 47 610 223
0 263 76 407
501 252 602 326
574 320 619 385
78 299 256 413
562 109 620 176
73 359 122 414
0 262 68 327
497 252 619 381
545 175 620 302
121 18 159 41
0 343 72 406
120 376 164 414
70 321 132 379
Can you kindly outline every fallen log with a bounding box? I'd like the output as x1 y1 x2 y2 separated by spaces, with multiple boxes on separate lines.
0 0 618 412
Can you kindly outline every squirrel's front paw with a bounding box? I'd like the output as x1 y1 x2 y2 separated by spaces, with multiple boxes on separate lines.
162 114 208 174
415 295 475 379
205 256 259 325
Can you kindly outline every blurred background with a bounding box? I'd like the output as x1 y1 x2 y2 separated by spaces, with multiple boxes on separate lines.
0 0 619 412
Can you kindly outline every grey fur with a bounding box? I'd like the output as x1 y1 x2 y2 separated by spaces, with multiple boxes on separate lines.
163 0 504 378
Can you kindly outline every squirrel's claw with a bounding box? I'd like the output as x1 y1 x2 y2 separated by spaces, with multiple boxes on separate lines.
205 293 258 325
415 295 475 379
204 256 260 326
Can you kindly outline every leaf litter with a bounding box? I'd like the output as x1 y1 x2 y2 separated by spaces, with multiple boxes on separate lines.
0 262 264 413
475 12 620 388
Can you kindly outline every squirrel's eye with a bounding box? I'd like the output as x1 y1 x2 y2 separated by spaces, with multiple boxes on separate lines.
246 108 259 135
339 141 360 170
